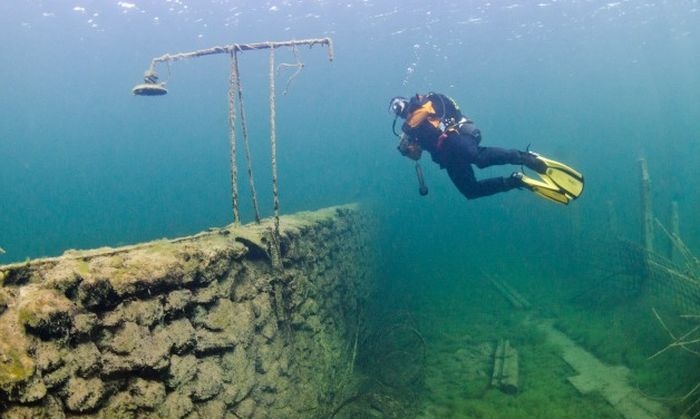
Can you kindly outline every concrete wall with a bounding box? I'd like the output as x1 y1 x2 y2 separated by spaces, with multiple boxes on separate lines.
0 205 373 418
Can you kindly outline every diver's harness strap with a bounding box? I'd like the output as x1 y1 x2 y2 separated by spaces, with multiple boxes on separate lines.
436 116 471 150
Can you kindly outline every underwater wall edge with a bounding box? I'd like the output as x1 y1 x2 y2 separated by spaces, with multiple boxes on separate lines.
0 204 374 418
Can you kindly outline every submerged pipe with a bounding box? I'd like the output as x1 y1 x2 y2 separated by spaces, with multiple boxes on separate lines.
132 38 333 96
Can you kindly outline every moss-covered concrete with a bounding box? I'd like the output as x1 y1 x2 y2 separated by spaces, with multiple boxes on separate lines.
0 204 373 418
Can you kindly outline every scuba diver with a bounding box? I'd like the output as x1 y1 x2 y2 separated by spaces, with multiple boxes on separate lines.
388 93 584 204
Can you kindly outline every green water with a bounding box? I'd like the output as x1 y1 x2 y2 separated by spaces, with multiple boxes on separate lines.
1 1 699 417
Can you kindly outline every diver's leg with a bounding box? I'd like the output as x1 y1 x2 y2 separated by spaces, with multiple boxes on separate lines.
473 146 546 172
455 135 545 172
446 163 520 199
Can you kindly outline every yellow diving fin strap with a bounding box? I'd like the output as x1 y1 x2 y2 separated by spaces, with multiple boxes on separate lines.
519 174 572 205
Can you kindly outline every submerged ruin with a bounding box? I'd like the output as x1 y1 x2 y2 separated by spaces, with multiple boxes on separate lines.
0 204 373 418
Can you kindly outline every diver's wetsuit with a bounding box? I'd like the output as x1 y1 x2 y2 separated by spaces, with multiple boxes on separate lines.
401 93 541 199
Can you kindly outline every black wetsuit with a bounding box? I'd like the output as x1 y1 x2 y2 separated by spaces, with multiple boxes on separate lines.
401 93 539 199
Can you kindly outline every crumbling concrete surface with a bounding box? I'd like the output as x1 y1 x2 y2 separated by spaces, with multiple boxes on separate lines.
0 204 373 418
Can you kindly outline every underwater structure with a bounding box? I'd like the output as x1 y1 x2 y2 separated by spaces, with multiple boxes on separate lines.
0 205 373 417
132 37 334 232
1 36 368 418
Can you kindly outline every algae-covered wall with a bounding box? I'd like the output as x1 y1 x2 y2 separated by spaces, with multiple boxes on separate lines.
0 205 373 418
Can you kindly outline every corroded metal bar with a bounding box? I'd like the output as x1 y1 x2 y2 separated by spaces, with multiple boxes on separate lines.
149 38 334 70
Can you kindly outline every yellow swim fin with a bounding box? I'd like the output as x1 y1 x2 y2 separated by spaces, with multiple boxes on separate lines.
516 173 572 205
532 153 584 199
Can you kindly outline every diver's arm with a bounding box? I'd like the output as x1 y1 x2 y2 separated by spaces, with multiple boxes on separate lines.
397 134 423 161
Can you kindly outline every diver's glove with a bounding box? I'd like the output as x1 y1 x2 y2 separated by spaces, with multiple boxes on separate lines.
397 134 423 161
